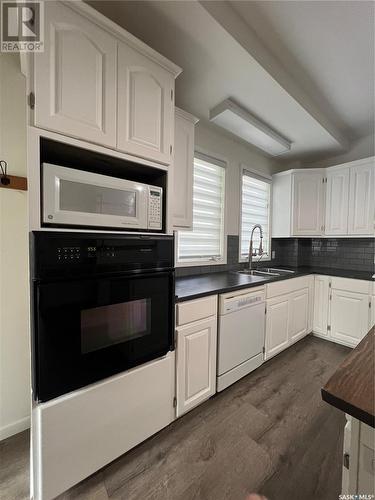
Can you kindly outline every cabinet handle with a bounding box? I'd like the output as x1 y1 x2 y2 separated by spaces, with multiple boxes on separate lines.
28 92 35 109
343 453 350 469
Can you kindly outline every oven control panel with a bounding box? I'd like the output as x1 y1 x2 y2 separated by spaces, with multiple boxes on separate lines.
57 246 81 261
32 232 174 280
56 245 120 262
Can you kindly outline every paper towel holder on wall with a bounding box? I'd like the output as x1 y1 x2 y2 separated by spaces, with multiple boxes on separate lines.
0 160 27 191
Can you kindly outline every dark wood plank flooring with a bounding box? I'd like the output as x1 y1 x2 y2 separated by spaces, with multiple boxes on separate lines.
0 336 350 500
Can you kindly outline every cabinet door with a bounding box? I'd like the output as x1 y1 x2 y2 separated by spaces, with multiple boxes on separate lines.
313 275 330 337
292 171 325 236
34 2 117 147
289 288 309 344
348 163 375 235
325 167 350 235
117 42 174 165
330 289 369 347
176 316 217 417
307 275 314 333
172 109 197 229
265 295 289 360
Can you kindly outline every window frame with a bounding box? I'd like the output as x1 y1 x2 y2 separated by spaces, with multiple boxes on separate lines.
238 165 272 263
176 151 227 268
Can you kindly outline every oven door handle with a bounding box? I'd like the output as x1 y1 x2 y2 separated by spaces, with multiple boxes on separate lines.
32 267 175 284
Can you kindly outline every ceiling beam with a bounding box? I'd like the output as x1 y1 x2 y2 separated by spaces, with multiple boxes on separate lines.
199 0 349 152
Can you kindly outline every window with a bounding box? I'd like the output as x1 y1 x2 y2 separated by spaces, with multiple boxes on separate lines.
177 154 226 265
240 169 271 261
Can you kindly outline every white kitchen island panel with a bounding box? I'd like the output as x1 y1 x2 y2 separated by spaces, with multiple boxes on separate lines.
32 352 175 500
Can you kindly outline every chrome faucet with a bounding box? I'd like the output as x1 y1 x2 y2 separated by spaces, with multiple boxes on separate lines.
248 224 264 271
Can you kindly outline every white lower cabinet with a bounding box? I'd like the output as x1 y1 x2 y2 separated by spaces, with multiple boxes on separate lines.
175 296 217 417
343 417 375 496
371 296 375 328
313 276 372 347
265 295 289 359
313 275 330 337
265 276 313 360
330 289 370 347
289 288 309 344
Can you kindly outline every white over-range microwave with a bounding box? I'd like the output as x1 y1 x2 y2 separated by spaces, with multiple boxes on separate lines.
42 164 163 231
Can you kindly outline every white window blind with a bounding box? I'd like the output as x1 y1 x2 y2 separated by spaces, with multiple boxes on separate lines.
177 155 225 263
240 171 271 259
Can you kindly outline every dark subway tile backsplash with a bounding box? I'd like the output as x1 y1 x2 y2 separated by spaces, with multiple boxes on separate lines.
299 237 374 272
175 235 374 277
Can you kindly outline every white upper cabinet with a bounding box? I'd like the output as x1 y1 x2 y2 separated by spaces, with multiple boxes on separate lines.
171 108 198 230
34 1 117 147
292 171 325 236
325 167 350 235
31 1 181 164
348 160 375 235
272 169 324 237
117 43 176 165
272 159 374 238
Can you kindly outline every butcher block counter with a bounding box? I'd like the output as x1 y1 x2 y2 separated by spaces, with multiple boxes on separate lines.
322 326 375 428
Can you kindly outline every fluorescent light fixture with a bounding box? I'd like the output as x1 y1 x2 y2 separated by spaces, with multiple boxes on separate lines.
209 99 292 156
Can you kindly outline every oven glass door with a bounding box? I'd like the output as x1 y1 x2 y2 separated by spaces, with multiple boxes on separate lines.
34 271 173 402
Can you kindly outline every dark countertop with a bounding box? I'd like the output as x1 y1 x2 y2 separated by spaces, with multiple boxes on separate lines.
175 266 374 302
322 327 375 428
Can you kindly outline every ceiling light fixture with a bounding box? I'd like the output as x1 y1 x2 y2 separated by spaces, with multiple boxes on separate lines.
209 99 292 156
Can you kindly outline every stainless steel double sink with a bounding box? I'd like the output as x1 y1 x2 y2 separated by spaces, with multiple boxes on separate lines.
237 267 296 277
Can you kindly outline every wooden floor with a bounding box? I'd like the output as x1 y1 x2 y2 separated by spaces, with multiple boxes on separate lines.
0 336 350 500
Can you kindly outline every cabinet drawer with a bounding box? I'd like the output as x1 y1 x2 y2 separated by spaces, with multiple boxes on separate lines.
331 277 371 294
266 276 312 299
176 295 217 326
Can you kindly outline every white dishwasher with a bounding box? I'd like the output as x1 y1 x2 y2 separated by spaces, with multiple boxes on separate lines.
217 286 265 392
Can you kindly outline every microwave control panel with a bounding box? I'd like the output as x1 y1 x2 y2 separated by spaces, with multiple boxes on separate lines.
148 188 162 230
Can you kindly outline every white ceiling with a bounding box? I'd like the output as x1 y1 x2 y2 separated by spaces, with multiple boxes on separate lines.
89 0 374 162
229 0 375 142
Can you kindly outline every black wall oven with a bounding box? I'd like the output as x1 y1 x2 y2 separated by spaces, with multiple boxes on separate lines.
31 232 174 403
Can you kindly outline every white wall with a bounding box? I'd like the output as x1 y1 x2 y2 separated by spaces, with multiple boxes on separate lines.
287 133 375 170
0 54 30 440
195 121 281 235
